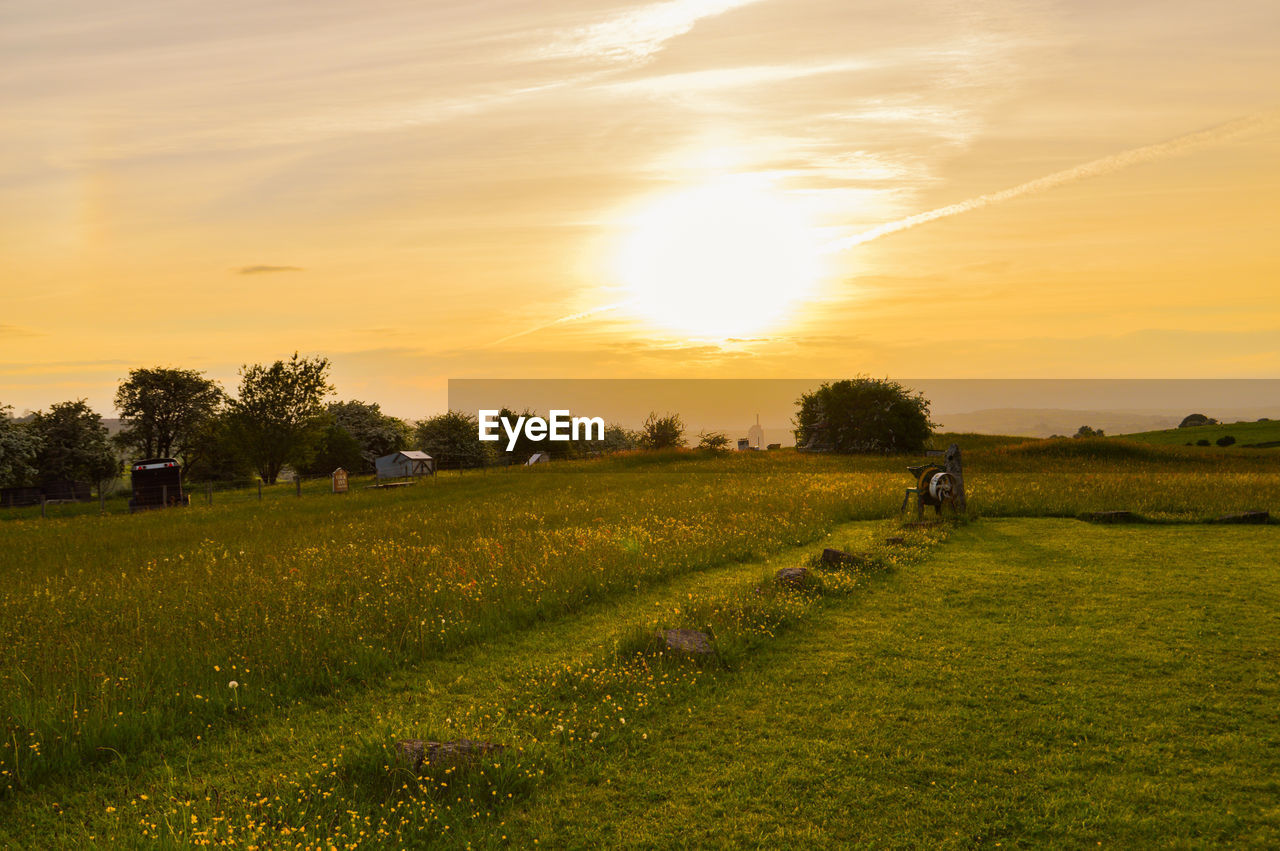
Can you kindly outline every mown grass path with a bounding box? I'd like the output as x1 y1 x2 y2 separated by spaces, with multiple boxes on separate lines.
491 519 1280 848
0 520 901 846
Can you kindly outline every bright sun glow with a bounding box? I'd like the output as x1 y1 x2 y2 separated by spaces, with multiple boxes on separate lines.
615 179 822 338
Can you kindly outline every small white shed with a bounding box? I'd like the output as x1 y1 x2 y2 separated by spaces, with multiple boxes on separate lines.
375 450 435 480
525 452 550 466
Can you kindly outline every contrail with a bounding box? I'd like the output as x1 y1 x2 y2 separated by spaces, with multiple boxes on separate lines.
820 109 1279 253
488 299 634 346
493 109 1277 344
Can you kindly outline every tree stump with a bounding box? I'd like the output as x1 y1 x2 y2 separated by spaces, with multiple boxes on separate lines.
394 738 505 772
884 536 906 545
662 628 714 655
775 567 811 589
821 548 869 567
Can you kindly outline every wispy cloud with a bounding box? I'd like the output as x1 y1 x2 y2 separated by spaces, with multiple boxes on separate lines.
0 325 43 338
537 0 766 64
235 265 303 275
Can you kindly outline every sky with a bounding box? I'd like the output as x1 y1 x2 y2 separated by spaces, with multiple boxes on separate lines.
2 0 1278 419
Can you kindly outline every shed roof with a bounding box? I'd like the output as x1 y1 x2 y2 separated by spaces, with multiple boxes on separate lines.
395 450 432 460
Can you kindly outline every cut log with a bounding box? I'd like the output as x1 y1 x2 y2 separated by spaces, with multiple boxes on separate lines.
394 738 505 772
884 536 906 545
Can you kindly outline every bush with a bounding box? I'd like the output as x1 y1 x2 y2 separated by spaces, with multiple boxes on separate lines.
1196 439 1211 446
1216 435 1236 447
1179 413 1218 428
697 431 730 451
794 377 933 453
639 412 686 450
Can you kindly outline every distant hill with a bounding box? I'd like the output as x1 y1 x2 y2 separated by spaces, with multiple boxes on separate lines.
934 409 1181 438
1115 419 1280 448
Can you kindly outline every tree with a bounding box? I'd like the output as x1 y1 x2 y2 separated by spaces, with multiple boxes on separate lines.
114 367 225 469
228 353 333 484
794 378 932 453
415 410 490 469
599 424 639 453
0 404 41 487
638 412 686 450
303 400 412 474
1179 413 1218 428
1073 425 1105 438
29 400 119 493
182 412 256 482
697 430 730 451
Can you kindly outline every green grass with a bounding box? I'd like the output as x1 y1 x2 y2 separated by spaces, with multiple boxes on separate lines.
1 447 1278 846
492 520 1280 847
1117 418 1280 449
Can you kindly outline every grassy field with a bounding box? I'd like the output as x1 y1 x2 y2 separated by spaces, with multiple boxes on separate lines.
1117 418 1280 449
1 442 1277 846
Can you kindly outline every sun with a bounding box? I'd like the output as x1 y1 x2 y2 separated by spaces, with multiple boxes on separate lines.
614 179 822 338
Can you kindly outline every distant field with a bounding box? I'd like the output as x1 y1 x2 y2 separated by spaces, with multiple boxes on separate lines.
1117 418 1280 448
1 445 1278 846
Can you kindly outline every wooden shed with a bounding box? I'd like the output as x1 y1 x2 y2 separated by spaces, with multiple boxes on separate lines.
375 450 435 481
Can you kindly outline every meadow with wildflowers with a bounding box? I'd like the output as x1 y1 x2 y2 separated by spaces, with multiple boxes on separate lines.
0 439 1277 846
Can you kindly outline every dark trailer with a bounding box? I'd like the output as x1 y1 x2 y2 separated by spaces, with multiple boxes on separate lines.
129 458 189 510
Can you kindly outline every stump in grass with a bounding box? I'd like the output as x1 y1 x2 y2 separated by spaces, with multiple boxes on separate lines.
885 536 906 545
1215 511 1269 524
662 628 714 655
775 567 811 589
821 548 870 567
394 738 505 773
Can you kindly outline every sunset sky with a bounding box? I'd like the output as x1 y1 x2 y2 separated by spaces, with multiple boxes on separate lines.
3 0 1278 418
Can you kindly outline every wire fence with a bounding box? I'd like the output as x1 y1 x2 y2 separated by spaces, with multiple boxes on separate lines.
0 453 565 521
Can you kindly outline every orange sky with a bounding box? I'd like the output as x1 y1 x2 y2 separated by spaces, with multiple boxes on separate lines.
2 0 1278 418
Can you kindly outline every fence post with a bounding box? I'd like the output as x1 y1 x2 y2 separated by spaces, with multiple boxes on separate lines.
41 496 47 519
296 477 302 498
99 488 105 514
207 483 213 505
258 481 263 501
162 485 168 506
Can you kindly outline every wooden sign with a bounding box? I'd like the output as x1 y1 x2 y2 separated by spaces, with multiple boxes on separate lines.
332 468 349 494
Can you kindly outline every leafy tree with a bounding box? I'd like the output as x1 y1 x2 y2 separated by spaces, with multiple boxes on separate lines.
306 419 367 476
1074 425 1105 438
697 430 730 451
29 400 119 493
114 367 225 469
182 412 257 482
228 353 333 484
0 404 41 487
638 412 686 450
1216 434 1236 447
599 424 639 453
794 378 932 453
416 410 490 469
304 400 412 474
490 407 541 463
1179 413 1218 428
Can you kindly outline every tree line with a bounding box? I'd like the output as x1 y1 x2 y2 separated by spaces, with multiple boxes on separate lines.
1 371 939 495
0 357 738 494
